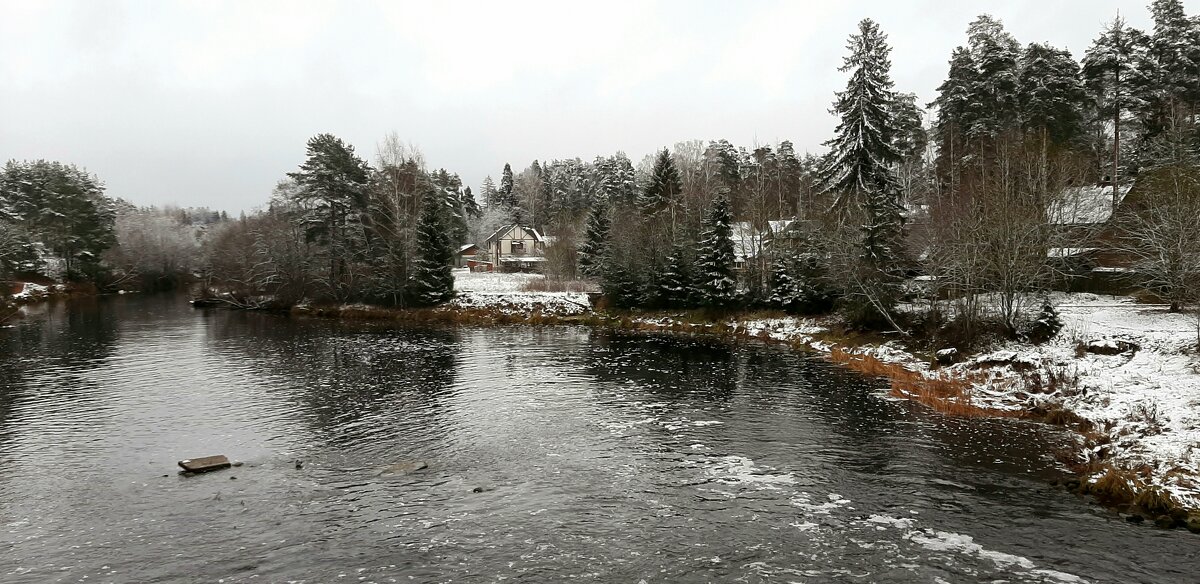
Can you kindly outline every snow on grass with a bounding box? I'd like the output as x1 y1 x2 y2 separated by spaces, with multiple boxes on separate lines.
451 269 592 316
944 293 1200 508
450 291 592 316
452 269 545 293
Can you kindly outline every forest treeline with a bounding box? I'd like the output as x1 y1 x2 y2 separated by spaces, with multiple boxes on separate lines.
3 1 1200 344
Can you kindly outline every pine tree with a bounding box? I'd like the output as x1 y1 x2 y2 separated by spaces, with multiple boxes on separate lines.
638 148 682 215
1018 43 1086 145
408 192 455 306
578 201 610 278
692 197 737 309
1142 0 1200 153
816 18 903 211
965 14 1021 138
1083 16 1150 195
659 243 694 308
931 47 981 186
0 160 116 280
286 133 372 298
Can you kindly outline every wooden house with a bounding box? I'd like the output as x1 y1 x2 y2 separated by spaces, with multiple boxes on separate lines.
484 224 547 273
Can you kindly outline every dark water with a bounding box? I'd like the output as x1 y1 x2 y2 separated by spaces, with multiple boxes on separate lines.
1 295 1196 583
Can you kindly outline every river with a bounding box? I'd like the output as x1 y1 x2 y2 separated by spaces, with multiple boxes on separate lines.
1 294 1196 583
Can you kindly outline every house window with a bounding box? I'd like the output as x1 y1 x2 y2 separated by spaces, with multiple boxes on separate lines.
511 241 525 254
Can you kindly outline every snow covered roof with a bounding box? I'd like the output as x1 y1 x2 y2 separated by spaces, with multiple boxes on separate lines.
730 220 807 261
484 224 544 245
459 243 479 254
1047 184 1133 225
766 220 795 234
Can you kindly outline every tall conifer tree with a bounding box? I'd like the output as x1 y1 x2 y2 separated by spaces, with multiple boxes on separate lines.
816 18 902 212
408 192 455 306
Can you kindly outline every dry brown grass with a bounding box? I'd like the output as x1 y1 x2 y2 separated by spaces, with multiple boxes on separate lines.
1088 467 1137 505
827 348 1020 418
1134 485 1179 516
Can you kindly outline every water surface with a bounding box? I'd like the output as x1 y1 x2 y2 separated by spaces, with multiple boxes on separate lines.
1 295 1196 583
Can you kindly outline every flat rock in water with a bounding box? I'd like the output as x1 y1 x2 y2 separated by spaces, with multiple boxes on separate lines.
377 461 428 476
178 455 232 473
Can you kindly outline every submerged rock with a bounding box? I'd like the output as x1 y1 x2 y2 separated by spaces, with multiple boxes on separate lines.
376 461 428 476
1186 513 1200 534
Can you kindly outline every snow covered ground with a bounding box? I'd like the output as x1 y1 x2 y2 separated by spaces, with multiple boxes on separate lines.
959 293 1200 508
452 269 546 293
451 269 593 316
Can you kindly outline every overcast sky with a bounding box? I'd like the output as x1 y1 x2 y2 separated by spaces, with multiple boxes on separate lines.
0 0 1188 213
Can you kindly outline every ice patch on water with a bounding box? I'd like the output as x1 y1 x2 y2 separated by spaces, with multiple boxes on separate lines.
705 456 796 490
790 491 851 514
864 514 916 529
907 530 1035 570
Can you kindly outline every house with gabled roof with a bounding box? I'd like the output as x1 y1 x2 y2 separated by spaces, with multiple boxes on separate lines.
484 224 547 273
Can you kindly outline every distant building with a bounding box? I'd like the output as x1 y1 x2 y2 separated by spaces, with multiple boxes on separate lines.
484 224 547 273
1046 182 1137 291
456 243 481 269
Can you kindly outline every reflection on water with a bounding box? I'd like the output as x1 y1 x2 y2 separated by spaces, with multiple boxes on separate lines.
0 294 1196 583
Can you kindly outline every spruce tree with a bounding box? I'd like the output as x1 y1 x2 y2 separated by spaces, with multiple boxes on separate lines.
692 197 737 309
818 19 908 325
767 257 802 313
461 186 481 218
498 163 516 208
408 192 455 306
815 18 903 211
858 178 906 305
659 243 694 308
578 201 610 278
638 148 682 215
601 261 642 309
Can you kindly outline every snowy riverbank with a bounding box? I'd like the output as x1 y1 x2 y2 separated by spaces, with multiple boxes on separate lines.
649 293 1200 517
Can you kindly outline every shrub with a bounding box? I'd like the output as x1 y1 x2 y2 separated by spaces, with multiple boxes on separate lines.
1020 299 1063 344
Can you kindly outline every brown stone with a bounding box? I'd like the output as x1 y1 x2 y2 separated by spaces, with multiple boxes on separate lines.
178 455 232 473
